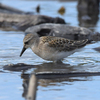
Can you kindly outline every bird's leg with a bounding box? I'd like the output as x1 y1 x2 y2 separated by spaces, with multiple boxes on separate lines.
54 60 63 64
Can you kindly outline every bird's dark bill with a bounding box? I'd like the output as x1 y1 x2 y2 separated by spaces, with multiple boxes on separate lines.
20 47 26 57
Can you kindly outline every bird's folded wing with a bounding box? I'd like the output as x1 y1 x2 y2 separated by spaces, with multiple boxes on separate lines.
48 38 88 51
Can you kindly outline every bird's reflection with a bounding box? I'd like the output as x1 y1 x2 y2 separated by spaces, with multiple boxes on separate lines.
3 62 100 100
34 62 74 73
20 62 100 100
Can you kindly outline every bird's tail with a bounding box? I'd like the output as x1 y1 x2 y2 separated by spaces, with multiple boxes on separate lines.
75 39 89 48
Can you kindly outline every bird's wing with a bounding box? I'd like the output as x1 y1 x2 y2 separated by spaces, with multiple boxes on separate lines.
40 36 56 43
47 37 88 51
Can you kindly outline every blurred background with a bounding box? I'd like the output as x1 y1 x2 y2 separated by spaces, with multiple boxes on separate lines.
0 0 100 100
0 0 100 32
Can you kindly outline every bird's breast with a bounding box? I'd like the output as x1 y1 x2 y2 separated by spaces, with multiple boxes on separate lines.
31 44 82 61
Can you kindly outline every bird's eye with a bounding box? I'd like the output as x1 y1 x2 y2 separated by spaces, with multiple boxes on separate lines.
24 41 28 44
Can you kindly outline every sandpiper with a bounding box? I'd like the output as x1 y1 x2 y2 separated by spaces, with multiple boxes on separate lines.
20 33 88 62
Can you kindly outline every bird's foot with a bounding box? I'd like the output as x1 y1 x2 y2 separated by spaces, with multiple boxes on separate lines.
53 60 63 64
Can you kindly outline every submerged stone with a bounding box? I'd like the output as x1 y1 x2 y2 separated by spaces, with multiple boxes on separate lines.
25 23 93 40
3 63 35 71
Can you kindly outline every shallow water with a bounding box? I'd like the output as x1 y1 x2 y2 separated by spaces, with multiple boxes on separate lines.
0 0 100 100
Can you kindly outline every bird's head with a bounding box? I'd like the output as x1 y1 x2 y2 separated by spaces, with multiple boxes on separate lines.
20 33 38 57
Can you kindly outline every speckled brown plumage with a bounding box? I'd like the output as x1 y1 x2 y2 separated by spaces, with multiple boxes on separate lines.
40 36 88 51
40 36 56 43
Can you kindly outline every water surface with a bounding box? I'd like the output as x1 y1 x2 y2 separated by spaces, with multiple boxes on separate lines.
0 0 100 100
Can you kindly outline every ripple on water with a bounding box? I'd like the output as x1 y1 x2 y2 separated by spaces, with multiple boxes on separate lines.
0 1 100 100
